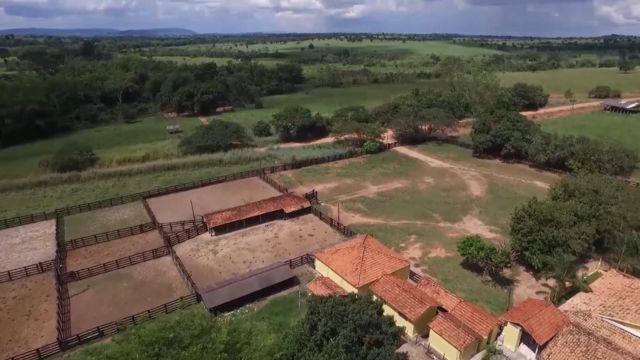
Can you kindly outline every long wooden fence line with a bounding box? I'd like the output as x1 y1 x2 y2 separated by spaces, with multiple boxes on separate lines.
286 254 314 269
142 198 158 224
59 293 199 349
161 223 208 246
4 341 61 360
54 214 71 341
259 172 289 194
159 219 203 234
0 260 55 284
60 246 170 283
310 206 357 238
0 211 56 231
1 148 370 228
169 248 200 295
65 222 157 250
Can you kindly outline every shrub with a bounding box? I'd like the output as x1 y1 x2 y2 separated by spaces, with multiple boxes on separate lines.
510 83 549 111
179 120 251 155
252 120 273 137
271 106 329 142
588 85 614 99
363 140 383 154
49 141 99 173
471 110 540 159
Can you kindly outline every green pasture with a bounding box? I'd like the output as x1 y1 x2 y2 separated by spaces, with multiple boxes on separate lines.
64 201 151 241
274 143 549 313
499 67 640 97
541 111 640 154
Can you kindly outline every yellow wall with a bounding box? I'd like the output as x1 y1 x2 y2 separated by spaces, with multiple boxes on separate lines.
502 322 522 352
315 259 410 295
429 331 479 360
374 297 436 337
478 326 499 351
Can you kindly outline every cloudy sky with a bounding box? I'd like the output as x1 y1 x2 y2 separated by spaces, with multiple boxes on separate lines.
0 0 639 36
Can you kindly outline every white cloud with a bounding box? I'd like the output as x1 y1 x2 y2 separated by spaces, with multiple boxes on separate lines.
594 0 640 24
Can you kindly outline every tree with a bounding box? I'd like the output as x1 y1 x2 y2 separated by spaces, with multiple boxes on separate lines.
618 59 635 73
564 89 576 109
471 110 540 159
510 83 549 111
179 120 251 155
271 106 329 142
588 85 613 99
457 235 511 278
278 295 403 360
331 106 383 144
252 120 272 137
48 141 99 173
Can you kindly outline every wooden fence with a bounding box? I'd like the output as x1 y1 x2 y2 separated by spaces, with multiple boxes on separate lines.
4 341 61 360
169 248 199 295
162 223 208 246
286 254 314 269
0 211 55 231
60 246 170 283
159 220 203 234
311 206 357 238
65 222 156 250
0 260 54 284
259 172 289 194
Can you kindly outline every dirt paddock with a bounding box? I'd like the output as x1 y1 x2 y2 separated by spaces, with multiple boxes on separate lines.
0 272 57 359
146 177 281 223
66 231 166 271
175 214 345 289
0 220 56 272
64 201 151 241
68 256 190 334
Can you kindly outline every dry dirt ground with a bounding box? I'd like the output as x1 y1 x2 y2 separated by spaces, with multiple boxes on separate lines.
507 265 556 305
0 272 57 359
66 231 165 271
175 214 345 289
68 256 190 334
64 202 151 241
146 177 281 223
0 220 56 272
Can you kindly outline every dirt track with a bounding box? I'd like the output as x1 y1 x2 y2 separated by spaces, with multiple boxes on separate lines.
0 220 56 272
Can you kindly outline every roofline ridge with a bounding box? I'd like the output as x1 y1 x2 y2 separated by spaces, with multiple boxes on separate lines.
355 234 368 286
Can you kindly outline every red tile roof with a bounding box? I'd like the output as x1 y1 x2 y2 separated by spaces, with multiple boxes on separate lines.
501 298 569 346
416 276 500 338
370 275 439 322
313 234 409 288
430 313 481 351
307 277 348 297
204 193 310 228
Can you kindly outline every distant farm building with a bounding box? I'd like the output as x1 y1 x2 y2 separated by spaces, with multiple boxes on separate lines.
203 193 311 235
602 99 640 114
165 124 182 134
215 106 234 113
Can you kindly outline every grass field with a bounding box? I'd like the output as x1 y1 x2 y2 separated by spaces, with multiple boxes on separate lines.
541 112 640 154
274 143 555 313
66 293 305 360
499 68 640 99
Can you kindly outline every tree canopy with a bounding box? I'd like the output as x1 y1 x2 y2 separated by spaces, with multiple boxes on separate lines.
179 120 251 155
48 141 99 173
271 106 329 142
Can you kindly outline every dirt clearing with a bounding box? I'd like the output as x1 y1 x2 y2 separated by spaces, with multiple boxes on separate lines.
175 214 345 289
66 231 165 271
68 256 190 334
0 272 57 359
64 202 151 241
146 177 281 223
0 220 56 272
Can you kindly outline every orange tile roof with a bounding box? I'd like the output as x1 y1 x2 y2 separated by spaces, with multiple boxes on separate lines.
560 270 640 326
501 298 568 346
430 313 481 351
370 275 439 322
307 277 348 297
416 276 500 338
541 311 640 360
204 193 310 228
313 234 409 288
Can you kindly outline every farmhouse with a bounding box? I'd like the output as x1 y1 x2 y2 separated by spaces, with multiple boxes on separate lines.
203 193 311 235
499 298 568 359
313 234 410 295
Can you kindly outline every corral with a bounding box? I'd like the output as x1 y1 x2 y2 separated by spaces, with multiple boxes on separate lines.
175 214 345 289
66 231 165 271
64 201 151 241
0 220 56 272
67 256 190 334
146 177 281 223
0 272 57 359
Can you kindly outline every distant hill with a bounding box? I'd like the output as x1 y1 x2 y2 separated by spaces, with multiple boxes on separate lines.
0 28 197 37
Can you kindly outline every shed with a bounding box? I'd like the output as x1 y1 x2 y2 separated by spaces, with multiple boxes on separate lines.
201 262 295 311
428 312 481 360
602 99 640 114
166 124 182 134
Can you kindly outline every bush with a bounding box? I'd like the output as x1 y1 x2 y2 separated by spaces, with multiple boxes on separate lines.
510 83 549 111
252 120 273 137
271 106 329 142
179 120 251 155
471 110 540 159
49 141 99 173
588 85 619 99
363 140 383 154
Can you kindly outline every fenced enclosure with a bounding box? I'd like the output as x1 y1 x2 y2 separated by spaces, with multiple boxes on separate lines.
161 222 208 246
0 260 54 284
259 173 289 194
0 212 55 231
169 248 200 295
65 222 156 250
311 206 357 238
159 220 204 234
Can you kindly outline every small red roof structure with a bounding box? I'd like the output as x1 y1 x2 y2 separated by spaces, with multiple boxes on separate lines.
204 193 310 229
313 234 409 288
430 313 481 351
417 276 500 338
501 298 569 346
370 275 439 322
307 277 348 297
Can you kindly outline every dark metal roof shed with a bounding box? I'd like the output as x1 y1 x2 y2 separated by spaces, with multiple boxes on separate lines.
201 262 295 310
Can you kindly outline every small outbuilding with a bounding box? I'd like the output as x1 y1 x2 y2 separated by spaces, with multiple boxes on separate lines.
428 312 482 360
602 99 640 114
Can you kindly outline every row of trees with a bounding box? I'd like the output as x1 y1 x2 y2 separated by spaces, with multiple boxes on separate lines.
471 110 638 176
